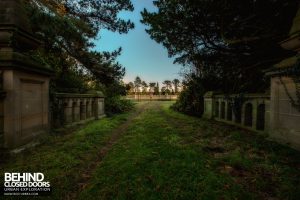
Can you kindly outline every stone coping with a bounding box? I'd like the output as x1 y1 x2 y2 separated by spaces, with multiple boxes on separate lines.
203 92 270 99
0 25 41 50
214 93 270 99
204 91 221 98
204 91 270 99
0 51 53 75
274 56 298 69
265 65 297 77
55 92 105 98
0 0 32 34
279 34 300 51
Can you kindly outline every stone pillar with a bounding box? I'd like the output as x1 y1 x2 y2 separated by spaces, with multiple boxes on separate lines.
93 98 98 119
0 0 53 148
241 102 246 126
226 101 233 121
220 100 226 119
98 98 105 117
232 110 236 123
91 100 96 119
224 101 228 121
203 91 215 119
81 91 105 120
87 98 93 118
80 99 86 120
266 7 300 150
72 99 80 122
218 99 222 119
64 99 73 124
252 100 257 130
85 99 90 118
264 100 271 132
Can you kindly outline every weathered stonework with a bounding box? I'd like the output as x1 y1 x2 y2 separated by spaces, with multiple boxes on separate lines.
53 92 105 128
269 77 300 149
0 0 53 148
203 92 270 133
266 6 300 150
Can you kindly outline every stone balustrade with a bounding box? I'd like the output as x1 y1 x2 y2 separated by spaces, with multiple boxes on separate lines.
203 92 270 132
52 92 105 128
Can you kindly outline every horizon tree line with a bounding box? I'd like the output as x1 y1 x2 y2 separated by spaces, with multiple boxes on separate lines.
125 76 182 95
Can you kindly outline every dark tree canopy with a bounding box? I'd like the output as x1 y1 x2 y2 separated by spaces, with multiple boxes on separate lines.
141 0 299 93
25 0 134 91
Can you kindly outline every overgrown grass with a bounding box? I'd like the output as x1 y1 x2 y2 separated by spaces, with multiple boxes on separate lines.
1 101 300 200
78 102 300 200
0 111 134 199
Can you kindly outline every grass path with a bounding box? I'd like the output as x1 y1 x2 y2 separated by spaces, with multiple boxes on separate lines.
78 101 300 200
67 102 151 199
1 101 300 200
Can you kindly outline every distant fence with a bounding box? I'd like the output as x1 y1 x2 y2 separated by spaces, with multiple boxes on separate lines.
125 94 178 101
203 92 270 132
51 92 105 128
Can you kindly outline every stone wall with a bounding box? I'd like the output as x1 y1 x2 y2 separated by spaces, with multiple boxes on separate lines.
269 77 300 149
125 94 178 101
265 6 300 150
203 92 270 132
52 93 105 128
0 71 5 148
1 70 51 148
0 0 53 149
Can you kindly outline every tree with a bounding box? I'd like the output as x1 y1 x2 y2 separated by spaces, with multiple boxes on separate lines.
163 80 172 92
154 82 160 95
141 0 298 93
172 75 206 116
141 81 148 94
134 76 142 94
149 82 156 94
126 82 134 94
172 79 180 94
25 0 135 91
161 86 167 95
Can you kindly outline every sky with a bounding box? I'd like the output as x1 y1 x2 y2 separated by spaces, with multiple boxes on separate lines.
93 0 182 85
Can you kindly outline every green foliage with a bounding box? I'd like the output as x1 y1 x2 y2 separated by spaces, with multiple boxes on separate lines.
171 75 205 116
154 82 160 95
104 81 134 115
172 78 180 94
134 76 142 93
105 96 134 116
126 82 135 94
24 0 134 94
141 0 298 93
224 149 253 170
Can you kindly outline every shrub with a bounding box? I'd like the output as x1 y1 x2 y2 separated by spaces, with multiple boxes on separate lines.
171 76 205 117
105 96 134 116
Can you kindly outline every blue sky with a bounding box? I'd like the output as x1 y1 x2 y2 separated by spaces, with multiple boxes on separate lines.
93 0 182 84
